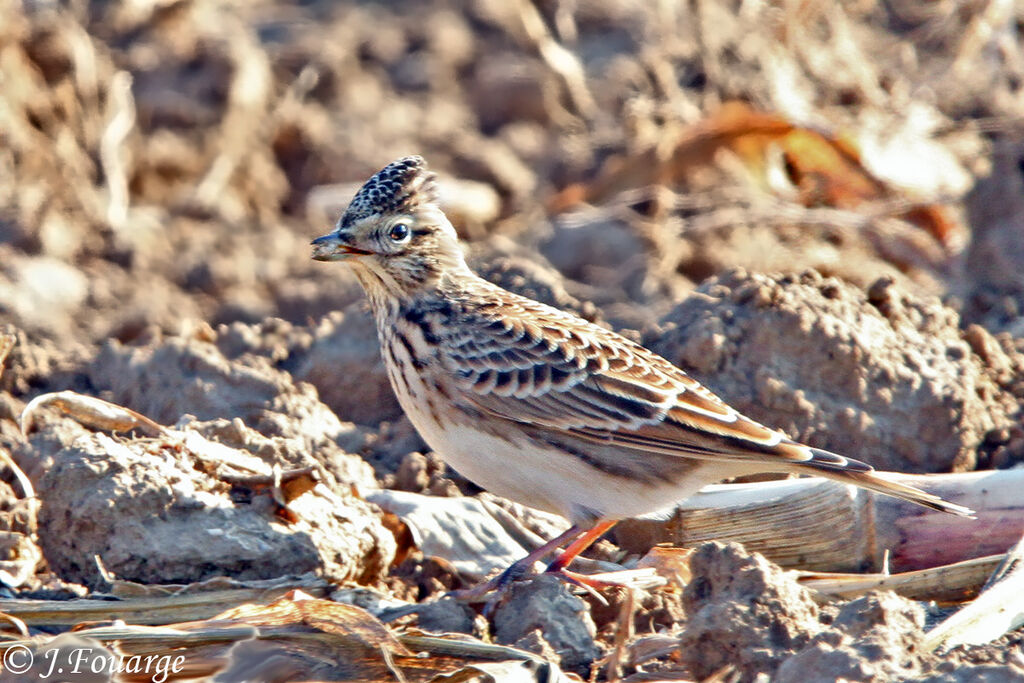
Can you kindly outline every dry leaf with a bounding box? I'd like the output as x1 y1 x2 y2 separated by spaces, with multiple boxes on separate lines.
553 101 966 253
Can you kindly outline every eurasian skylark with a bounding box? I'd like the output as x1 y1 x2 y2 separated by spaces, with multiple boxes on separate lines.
312 156 972 591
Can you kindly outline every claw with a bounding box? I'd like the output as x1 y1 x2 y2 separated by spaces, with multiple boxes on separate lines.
447 559 531 605
443 522 624 612
550 569 609 605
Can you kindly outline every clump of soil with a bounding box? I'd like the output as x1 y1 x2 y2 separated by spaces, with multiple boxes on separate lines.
647 268 1019 473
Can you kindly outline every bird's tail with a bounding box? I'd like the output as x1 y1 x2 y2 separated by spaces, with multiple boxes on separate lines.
796 445 975 518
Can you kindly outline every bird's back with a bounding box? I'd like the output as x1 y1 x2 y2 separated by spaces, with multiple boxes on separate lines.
376 272 972 520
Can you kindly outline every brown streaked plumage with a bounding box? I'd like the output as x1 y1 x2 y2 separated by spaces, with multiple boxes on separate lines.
312 156 973 593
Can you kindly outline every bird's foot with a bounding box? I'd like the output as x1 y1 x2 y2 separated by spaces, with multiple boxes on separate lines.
450 564 653 616
447 521 627 615
554 566 666 590
447 560 532 605
447 567 524 617
449 562 603 616
544 568 612 604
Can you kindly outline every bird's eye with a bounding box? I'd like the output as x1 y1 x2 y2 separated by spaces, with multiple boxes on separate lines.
388 223 411 243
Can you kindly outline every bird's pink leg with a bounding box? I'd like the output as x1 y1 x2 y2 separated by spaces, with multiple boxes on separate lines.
452 520 622 605
544 520 617 574
450 524 588 601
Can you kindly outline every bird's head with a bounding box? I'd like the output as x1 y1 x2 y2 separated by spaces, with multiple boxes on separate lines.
311 156 466 300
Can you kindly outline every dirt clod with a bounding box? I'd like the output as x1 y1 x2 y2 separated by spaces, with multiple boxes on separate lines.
648 269 1018 473
32 419 394 588
679 542 822 681
776 592 926 683
493 574 604 672
415 596 480 636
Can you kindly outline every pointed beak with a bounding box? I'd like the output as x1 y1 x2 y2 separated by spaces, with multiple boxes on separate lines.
311 232 371 262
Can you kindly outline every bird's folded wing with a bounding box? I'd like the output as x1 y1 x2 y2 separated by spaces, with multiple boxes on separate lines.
433 297 974 517
438 306 830 467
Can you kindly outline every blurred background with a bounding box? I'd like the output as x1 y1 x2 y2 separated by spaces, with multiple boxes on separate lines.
2 0 1022 347
1 5 1024 666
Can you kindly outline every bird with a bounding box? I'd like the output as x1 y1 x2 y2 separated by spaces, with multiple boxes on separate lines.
311 156 973 594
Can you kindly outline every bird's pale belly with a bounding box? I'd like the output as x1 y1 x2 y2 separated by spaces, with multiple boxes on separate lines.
395 384 713 524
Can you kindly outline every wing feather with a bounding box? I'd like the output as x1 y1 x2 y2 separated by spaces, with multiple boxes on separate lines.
425 284 973 517
438 298 788 457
